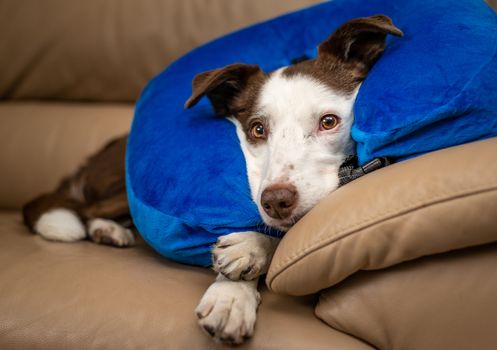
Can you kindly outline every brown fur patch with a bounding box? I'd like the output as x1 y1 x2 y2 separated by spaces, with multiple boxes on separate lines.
282 58 362 96
185 64 266 117
283 15 403 95
230 72 270 144
185 63 269 144
22 135 130 232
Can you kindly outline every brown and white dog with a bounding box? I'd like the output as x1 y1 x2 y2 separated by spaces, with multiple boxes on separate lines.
23 16 402 345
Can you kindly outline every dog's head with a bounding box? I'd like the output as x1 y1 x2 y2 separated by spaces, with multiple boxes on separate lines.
186 15 402 231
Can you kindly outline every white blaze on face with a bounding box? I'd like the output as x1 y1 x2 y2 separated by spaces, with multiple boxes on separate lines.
232 69 359 231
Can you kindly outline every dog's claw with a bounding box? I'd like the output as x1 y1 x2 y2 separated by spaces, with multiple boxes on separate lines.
203 325 216 337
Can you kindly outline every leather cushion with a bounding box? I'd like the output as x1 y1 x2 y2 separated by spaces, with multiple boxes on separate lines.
0 0 320 102
0 102 132 210
266 137 497 295
316 243 497 350
0 211 373 350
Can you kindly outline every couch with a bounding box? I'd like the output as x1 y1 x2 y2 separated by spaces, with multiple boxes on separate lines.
1 1 497 349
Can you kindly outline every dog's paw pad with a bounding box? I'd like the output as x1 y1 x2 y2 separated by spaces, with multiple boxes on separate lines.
88 219 135 247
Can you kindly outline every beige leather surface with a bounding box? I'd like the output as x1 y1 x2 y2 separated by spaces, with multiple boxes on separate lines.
267 137 497 296
0 102 133 210
0 0 322 102
0 211 372 350
316 243 497 350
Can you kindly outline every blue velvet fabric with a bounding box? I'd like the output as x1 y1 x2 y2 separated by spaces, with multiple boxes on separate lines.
127 0 497 266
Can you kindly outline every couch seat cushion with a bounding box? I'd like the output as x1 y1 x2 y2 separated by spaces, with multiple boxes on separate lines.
0 211 372 350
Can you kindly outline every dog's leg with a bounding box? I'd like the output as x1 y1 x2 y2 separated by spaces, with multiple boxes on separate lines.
23 191 133 247
196 274 260 345
87 218 135 247
196 231 278 344
23 193 87 242
83 192 134 247
212 231 280 281
80 192 129 220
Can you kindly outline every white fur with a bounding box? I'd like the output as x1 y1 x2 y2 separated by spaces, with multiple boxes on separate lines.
212 231 279 281
232 69 359 230
34 208 86 242
196 274 260 345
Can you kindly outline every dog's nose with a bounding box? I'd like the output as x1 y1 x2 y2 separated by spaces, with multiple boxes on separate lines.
260 184 298 219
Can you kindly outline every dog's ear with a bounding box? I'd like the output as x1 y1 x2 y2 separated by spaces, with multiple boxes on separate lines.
318 15 403 79
185 63 263 116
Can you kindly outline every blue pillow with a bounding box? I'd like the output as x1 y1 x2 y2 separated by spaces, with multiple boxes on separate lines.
353 0 497 164
127 0 497 267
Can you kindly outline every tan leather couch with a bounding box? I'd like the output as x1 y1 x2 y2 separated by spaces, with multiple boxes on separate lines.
1 1 497 349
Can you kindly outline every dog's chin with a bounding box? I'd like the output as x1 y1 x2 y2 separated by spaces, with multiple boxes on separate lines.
261 213 305 233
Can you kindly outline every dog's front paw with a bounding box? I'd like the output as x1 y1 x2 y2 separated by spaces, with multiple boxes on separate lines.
212 232 278 281
196 278 260 345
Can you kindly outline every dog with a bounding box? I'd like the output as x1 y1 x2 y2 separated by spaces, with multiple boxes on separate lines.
22 15 402 346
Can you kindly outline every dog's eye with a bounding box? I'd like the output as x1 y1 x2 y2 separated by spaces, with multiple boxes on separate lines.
250 122 266 139
319 114 340 131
